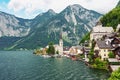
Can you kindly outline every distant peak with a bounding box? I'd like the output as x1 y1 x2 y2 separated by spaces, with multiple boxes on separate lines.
47 9 55 13
68 4 84 9
47 9 56 15
35 9 56 18
116 0 120 7
72 4 83 8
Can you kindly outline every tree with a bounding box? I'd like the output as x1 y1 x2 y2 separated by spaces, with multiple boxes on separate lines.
79 32 90 44
92 58 108 70
88 39 96 63
108 52 115 58
47 42 55 55
100 7 120 30
108 68 120 80
56 50 59 54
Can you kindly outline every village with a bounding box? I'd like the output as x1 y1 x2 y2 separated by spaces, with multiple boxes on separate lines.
34 21 120 72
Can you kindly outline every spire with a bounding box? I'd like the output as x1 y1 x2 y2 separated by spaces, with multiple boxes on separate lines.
60 28 63 39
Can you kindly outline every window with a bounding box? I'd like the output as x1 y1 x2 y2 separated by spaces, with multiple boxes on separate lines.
104 49 106 52
104 54 106 56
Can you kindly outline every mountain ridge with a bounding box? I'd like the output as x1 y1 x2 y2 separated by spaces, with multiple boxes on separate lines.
8 4 102 50
0 4 102 50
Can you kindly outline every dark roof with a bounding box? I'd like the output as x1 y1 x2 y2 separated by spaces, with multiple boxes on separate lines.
76 45 83 49
63 47 70 51
96 40 113 49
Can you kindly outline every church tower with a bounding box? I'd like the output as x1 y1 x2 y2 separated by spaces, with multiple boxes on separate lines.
59 29 63 55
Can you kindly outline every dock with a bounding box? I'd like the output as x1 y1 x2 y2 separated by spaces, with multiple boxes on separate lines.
108 58 120 71
110 65 120 71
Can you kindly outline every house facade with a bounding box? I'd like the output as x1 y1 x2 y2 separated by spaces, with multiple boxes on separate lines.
111 37 120 58
69 46 83 55
116 24 120 32
94 40 112 60
90 24 114 41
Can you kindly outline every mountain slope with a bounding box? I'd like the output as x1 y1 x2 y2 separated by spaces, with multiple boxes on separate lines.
0 11 31 37
100 1 120 29
10 4 102 50
116 0 120 7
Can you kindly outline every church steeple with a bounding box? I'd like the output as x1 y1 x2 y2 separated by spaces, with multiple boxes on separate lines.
59 28 63 47
59 28 63 55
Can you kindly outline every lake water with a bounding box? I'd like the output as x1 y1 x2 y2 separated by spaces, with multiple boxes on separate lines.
0 51 109 80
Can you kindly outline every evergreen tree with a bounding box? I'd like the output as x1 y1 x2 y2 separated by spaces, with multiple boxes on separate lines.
47 42 55 55
100 7 120 29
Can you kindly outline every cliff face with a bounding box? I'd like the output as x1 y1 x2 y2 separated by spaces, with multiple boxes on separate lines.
0 11 31 37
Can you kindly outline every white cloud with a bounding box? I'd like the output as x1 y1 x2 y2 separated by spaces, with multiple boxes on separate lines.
7 0 119 18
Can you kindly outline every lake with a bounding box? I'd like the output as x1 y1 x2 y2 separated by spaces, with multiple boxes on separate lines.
0 51 109 80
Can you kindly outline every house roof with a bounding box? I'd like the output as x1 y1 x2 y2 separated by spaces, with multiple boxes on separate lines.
116 24 120 31
63 47 70 51
92 26 114 33
96 40 113 49
76 45 83 49
111 37 120 48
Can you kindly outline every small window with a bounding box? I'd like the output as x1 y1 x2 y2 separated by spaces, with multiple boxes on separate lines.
104 49 106 52
104 54 106 56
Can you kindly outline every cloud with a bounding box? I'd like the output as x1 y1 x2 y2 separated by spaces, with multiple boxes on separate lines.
7 0 119 18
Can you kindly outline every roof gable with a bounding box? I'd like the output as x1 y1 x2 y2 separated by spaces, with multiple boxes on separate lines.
96 40 112 49
92 26 114 33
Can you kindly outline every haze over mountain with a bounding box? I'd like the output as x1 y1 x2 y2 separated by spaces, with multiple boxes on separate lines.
0 4 102 50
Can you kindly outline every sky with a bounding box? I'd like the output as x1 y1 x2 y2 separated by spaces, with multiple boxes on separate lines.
0 0 119 19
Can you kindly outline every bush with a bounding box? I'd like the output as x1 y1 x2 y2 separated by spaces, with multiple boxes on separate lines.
46 42 55 55
79 32 90 44
108 68 120 80
108 52 115 58
92 58 108 70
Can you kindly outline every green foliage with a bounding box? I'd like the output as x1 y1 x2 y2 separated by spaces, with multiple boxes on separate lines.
33 49 42 54
79 32 90 44
46 42 55 55
116 1 120 8
108 68 120 80
108 52 115 58
88 39 96 63
75 54 84 59
92 58 108 70
56 50 59 54
100 7 120 29
88 51 94 63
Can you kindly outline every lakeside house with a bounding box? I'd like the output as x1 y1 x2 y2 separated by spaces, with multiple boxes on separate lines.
69 46 83 55
116 24 120 32
94 40 113 60
111 37 120 59
63 47 70 54
90 23 114 41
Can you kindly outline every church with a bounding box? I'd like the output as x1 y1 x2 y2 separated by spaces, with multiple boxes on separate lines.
54 32 63 55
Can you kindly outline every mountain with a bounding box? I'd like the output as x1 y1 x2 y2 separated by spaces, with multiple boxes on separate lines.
0 11 31 37
116 0 120 7
100 1 120 29
9 4 102 50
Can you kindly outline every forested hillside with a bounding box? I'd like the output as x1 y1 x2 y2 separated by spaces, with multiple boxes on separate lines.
100 1 120 29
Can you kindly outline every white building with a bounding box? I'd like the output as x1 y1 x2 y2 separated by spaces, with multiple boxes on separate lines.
116 24 120 32
54 33 63 56
90 24 114 41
